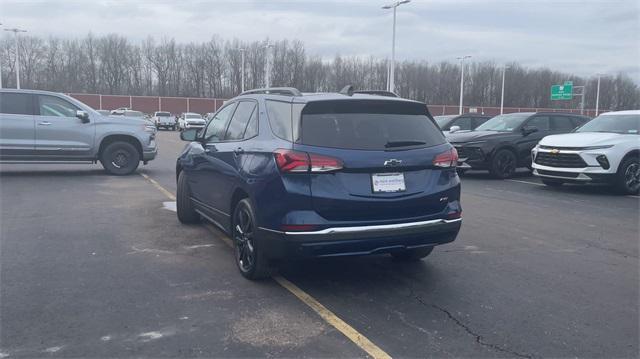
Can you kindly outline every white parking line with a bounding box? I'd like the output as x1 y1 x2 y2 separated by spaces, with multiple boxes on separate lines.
506 179 545 186
506 178 640 198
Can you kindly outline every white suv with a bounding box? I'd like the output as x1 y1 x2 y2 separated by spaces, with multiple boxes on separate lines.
531 110 639 194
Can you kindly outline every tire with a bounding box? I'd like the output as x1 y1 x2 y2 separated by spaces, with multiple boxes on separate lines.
176 171 201 224
100 141 140 175
615 155 640 195
391 246 434 262
232 199 272 280
489 149 517 179
542 179 564 187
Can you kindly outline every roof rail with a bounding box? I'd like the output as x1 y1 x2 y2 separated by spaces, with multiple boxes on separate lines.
240 87 302 97
353 90 398 98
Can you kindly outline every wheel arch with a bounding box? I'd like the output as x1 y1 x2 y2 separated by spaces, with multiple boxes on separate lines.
98 134 143 160
618 149 640 172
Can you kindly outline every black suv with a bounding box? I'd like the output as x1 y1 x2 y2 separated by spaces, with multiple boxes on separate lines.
448 112 590 178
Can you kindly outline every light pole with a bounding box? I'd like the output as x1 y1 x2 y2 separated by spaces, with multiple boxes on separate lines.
235 48 246 93
4 27 27 89
264 43 273 88
0 23 3 89
457 55 471 115
382 0 410 93
595 73 603 116
500 64 510 115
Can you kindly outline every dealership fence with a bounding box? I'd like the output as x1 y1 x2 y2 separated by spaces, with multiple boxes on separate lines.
68 93 603 118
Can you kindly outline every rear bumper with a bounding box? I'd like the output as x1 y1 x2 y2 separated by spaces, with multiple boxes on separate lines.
257 218 461 258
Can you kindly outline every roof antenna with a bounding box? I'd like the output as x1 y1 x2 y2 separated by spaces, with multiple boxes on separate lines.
339 85 355 96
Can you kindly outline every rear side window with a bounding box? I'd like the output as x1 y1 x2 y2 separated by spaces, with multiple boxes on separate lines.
266 100 293 141
299 100 445 150
0 93 34 115
224 101 256 141
473 117 490 128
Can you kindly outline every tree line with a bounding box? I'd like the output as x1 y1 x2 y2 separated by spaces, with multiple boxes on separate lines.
1 33 638 110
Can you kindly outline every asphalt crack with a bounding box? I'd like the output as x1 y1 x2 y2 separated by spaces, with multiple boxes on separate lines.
407 286 533 359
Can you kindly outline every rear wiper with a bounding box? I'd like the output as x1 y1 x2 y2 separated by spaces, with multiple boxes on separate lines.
384 140 426 148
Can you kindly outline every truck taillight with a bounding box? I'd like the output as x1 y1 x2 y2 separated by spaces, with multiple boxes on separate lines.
433 148 458 168
274 149 343 173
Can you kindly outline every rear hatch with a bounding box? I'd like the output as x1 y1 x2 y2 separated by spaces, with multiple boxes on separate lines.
292 100 457 222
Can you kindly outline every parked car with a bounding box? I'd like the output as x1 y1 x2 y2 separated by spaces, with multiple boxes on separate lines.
110 107 131 116
448 112 590 178
96 110 111 116
532 110 640 194
0 89 157 175
178 112 206 131
176 87 462 279
152 111 176 130
435 114 492 134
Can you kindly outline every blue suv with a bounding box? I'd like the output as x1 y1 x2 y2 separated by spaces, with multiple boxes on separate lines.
176 87 462 279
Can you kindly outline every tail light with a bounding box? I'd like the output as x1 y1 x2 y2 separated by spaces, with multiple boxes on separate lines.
433 148 459 168
274 149 343 173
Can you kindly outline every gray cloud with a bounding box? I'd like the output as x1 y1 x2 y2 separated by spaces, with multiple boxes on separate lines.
1 0 638 81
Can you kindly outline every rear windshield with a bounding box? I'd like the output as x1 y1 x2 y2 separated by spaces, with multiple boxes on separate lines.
299 100 444 150
156 112 171 117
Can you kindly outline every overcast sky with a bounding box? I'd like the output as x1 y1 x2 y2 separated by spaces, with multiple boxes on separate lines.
1 0 639 81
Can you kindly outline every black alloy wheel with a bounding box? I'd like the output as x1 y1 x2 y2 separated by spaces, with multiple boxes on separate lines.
490 149 517 179
232 199 271 279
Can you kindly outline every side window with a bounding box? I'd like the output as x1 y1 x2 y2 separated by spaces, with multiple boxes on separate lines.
0 93 34 115
525 116 550 131
243 108 259 139
473 117 490 129
452 117 472 130
551 116 575 131
203 103 237 142
224 102 256 141
37 95 79 117
265 100 293 141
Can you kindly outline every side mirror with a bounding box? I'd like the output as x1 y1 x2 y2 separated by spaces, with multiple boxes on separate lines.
76 110 90 123
449 125 461 133
180 128 199 142
522 126 538 136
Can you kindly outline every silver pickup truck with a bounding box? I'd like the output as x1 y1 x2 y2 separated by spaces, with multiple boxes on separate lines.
152 111 176 131
0 89 157 175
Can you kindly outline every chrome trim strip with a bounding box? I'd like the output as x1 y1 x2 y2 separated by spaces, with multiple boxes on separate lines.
259 218 462 236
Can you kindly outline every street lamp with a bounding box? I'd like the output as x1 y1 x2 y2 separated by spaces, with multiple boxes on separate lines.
235 48 246 93
264 43 274 88
500 64 510 115
0 23 3 89
382 0 410 94
595 73 604 116
4 27 27 89
457 55 471 115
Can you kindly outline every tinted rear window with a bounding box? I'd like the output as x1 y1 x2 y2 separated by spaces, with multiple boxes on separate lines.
156 112 171 117
0 93 33 115
299 100 444 150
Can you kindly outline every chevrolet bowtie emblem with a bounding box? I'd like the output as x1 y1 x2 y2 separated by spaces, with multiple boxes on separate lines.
384 159 402 166
550 149 560 154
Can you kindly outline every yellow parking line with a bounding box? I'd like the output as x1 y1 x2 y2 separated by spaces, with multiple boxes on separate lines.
139 173 176 200
139 172 392 359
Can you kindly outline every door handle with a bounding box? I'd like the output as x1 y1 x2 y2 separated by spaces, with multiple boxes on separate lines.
234 147 244 155
38 121 52 126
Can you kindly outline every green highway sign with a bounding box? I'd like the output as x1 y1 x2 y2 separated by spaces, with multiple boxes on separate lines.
551 81 573 100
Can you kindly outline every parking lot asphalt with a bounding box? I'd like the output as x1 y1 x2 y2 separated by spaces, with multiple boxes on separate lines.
1 130 638 358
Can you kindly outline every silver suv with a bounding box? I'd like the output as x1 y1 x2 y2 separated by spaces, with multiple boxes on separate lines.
0 89 157 175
